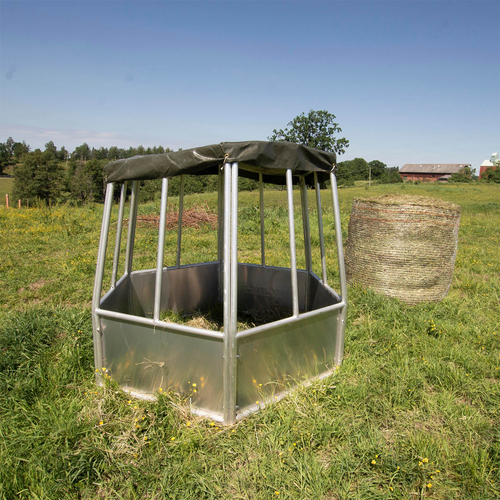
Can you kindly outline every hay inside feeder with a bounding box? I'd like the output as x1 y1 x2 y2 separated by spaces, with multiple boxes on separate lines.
345 194 461 305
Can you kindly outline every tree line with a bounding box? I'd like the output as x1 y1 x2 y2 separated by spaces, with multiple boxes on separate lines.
1 136 401 207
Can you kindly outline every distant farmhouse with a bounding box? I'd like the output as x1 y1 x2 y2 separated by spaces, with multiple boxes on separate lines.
400 164 471 182
479 153 499 179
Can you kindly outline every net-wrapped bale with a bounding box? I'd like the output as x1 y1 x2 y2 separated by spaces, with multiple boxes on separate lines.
345 194 461 305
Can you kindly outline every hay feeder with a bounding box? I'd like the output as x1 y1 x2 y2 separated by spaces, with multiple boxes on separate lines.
92 141 347 424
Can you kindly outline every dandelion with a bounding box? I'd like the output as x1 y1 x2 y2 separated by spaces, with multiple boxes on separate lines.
256 401 259 405
192 383 197 388
422 458 429 463
159 388 162 392
371 460 376 465
99 421 104 426
389 486 393 491
275 492 280 495
170 437 176 441
210 422 215 427
186 422 191 427
427 483 432 488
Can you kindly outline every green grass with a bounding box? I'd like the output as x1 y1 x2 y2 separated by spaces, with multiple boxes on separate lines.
0 177 13 207
0 183 499 499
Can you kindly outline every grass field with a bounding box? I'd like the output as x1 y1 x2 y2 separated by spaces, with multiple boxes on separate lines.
0 183 499 499
0 177 13 207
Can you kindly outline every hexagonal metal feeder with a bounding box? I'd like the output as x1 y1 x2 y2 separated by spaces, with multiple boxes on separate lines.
93 141 347 424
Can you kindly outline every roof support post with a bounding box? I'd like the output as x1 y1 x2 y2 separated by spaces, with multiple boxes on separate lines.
92 182 115 382
154 178 168 322
314 172 328 285
223 160 238 424
300 177 312 312
330 172 347 365
286 169 299 317
218 166 224 301
124 181 139 276
259 173 265 266
176 175 185 267
111 182 127 289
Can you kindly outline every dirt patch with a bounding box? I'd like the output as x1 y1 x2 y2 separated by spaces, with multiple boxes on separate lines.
124 204 218 230
29 279 47 290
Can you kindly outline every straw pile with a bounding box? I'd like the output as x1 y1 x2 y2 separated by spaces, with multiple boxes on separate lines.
345 194 461 304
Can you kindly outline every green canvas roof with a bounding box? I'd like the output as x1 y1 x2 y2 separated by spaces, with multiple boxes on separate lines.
104 141 336 185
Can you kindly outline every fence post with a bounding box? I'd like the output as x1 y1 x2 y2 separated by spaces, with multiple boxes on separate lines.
5 194 9 208
18 199 21 209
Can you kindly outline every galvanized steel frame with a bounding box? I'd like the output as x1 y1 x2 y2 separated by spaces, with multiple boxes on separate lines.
92 162 347 423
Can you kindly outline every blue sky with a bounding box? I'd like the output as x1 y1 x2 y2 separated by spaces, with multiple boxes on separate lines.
1 0 499 170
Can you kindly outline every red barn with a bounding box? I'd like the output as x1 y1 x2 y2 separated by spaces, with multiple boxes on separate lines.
399 164 470 182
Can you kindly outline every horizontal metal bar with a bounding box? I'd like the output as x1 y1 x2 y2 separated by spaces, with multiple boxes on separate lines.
95 308 224 340
235 301 346 340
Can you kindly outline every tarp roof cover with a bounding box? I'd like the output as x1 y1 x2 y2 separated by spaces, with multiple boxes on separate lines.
104 141 336 185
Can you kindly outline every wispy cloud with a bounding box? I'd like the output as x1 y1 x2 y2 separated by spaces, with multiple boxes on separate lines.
0 124 137 150
0 124 168 151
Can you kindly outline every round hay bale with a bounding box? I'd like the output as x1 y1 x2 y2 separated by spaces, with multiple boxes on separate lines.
345 194 461 305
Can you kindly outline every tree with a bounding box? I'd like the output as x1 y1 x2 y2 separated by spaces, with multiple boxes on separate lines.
58 146 69 162
13 141 30 162
45 140 58 156
68 158 106 203
13 150 64 205
450 166 473 183
336 158 369 181
368 160 388 179
0 143 12 175
480 166 500 183
269 110 349 155
72 143 91 161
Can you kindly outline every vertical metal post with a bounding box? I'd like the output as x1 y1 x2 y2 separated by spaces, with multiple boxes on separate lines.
286 169 299 317
229 162 238 423
124 181 139 276
111 182 127 288
218 167 224 301
176 175 185 267
259 173 265 266
92 182 115 380
154 178 168 321
223 161 233 423
330 172 347 365
314 172 328 285
300 177 312 312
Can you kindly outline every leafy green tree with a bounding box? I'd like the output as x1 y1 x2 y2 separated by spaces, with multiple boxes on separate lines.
336 158 369 181
13 150 64 205
58 146 69 161
108 146 119 160
67 158 106 203
72 143 91 161
13 141 30 162
45 141 58 156
450 166 473 183
0 143 13 175
368 160 388 179
269 110 349 155
480 166 500 183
